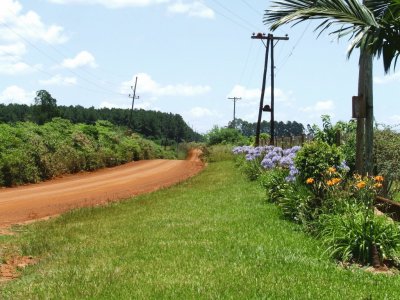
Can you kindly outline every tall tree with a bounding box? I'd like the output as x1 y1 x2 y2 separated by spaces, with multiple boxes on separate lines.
264 0 400 174
32 90 59 125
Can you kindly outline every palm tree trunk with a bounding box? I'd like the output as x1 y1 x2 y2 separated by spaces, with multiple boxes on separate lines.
363 0 374 177
357 49 373 175
364 53 374 175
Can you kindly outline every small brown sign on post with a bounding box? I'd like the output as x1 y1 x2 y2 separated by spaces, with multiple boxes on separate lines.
352 95 366 118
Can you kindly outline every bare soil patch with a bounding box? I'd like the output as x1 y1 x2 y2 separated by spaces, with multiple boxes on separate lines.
0 150 204 282
0 149 204 229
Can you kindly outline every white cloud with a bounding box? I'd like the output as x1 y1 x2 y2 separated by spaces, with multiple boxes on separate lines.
0 0 68 44
0 1 67 75
0 42 40 74
48 0 169 9
99 98 153 110
39 74 77 86
374 72 400 84
121 73 211 97
167 1 215 18
0 61 37 75
61 51 97 69
227 84 294 107
99 101 130 109
188 106 220 118
386 115 400 126
0 85 35 105
300 100 335 113
227 85 260 101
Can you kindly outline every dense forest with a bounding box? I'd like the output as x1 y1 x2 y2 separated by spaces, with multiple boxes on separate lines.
0 90 203 144
230 118 305 137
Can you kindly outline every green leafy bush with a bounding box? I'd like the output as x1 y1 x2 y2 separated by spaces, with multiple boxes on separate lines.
374 128 400 198
206 126 248 146
294 141 343 183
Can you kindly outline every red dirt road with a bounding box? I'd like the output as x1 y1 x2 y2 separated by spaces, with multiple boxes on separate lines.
0 149 204 229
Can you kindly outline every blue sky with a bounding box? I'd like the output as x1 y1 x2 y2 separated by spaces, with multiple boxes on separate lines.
0 0 398 133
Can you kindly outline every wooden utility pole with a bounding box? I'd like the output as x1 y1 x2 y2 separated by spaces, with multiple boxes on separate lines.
128 76 139 129
251 33 289 146
228 96 242 128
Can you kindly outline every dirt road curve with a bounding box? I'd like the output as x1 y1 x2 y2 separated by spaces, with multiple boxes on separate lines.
0 149 204 229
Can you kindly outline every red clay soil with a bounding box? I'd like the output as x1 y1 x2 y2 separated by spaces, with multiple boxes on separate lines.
0 149 204 229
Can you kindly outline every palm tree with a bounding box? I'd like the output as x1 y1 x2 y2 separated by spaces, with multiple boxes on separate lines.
264 0 400 175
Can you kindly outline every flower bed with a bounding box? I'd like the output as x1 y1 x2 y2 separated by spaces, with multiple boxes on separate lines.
233 141 400 268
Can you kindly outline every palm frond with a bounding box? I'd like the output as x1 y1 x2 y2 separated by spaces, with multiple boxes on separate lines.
264 0 400 72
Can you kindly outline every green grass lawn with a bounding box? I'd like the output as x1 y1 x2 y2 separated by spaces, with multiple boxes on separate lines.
1 161 400 299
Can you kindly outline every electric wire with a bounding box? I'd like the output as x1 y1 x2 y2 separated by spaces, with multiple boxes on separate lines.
0 20 125 96
275 23 311 76
240 0 263 17
0 47 126 98
206 0 257 32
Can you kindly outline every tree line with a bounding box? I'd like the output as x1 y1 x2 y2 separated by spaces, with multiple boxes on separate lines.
0 90 203 144
230 118 305 137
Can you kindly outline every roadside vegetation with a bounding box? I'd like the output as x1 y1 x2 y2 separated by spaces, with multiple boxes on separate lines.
233 116 400 268
3 161 400 299
0 118 174 187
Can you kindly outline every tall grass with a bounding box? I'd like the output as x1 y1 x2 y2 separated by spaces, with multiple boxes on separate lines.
1 162 400 299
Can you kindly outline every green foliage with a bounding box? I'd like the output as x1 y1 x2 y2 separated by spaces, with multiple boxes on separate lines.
311 115 356 172
32 90 59 125
0 119 173 187
294 140 343 183
319 208 400 264
205 145 234 162
206 126 248 146
236 157 263 181
0 103 203 143
374 128 400 197
232 118 304 137
258 169 288 203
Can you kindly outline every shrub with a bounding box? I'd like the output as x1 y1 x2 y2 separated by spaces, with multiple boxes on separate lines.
206 126 248 146
0 119 175 187
374 128 400 198
294 141 343 184
259 168 288 203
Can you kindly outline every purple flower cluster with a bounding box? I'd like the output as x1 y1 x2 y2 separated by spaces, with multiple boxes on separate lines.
260 146 301 182
233 146 268 161
233 145 302 182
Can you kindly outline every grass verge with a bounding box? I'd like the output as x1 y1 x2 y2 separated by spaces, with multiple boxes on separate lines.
1 161 400 299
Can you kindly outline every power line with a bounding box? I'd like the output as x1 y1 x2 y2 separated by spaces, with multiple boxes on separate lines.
209 0 255 30
0 48 126 98
0 20 124 97
275 23 310 76
238 40 254 86
240 0 263 17
206 0 256 32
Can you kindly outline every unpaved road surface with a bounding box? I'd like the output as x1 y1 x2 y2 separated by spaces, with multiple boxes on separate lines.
0 149 204 229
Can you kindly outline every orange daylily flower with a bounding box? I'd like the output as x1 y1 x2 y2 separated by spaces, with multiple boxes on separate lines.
356 181 366 189
306 178 315 184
